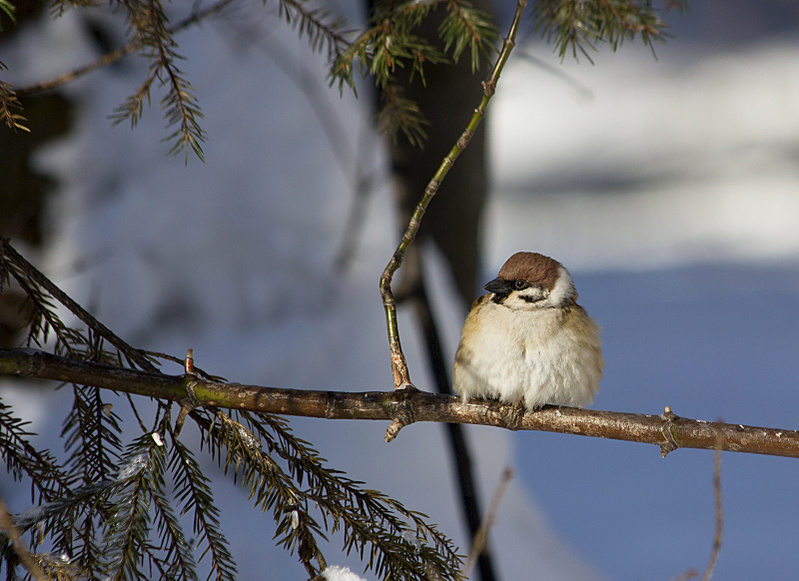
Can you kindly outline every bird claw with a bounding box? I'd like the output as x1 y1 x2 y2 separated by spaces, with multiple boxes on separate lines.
503 400 527 431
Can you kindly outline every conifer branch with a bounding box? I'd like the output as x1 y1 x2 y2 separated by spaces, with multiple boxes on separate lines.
15 0 238 97
0 396 72 501
330 0 497 143
276 0 350 59
167 435 237 580
5 0 497 152
376 82 430 147
9 0 349 161
440 0 498 70
100 434 185 580
0 81 29 133
60 385 123 572
532 0 688 62
109 0 207 162
0 238 157 372
146 441 199 581
62 386 123 486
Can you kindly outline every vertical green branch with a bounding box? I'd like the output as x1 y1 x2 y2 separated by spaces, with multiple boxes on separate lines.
379 0 530 390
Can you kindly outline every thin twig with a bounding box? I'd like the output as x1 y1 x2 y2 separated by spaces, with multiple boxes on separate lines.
378 0 529 391
409 271 497 580
701 440 724 581
0 495 47 581
461 467 513 579
669 570 698 581
4 347 799 460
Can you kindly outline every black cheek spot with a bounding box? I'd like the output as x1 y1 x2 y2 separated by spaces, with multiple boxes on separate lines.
491 294 506 305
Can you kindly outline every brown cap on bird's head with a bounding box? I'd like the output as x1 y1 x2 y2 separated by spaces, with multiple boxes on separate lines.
497 252 563 289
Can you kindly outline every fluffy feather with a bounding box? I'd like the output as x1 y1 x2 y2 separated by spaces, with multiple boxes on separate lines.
452 252 603 410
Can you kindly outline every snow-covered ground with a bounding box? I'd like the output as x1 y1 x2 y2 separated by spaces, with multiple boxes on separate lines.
488 34 799 580
3 2 799 579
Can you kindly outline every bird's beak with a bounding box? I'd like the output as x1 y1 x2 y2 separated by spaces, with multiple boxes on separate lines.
484 277 512 296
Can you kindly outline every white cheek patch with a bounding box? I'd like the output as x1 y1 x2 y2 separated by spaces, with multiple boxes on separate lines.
547 267 576 307
517 287 547 302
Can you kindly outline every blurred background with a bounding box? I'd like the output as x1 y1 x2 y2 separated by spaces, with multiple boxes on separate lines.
2 0 799 579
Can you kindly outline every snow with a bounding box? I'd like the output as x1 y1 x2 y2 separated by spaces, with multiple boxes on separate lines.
321 565 367 581
488 35 799 581
116 453 149 482
14 504 49 529
489 40 799 271
2 2 799 580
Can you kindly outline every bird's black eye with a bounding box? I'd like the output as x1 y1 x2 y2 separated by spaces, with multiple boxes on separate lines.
514 279 526 289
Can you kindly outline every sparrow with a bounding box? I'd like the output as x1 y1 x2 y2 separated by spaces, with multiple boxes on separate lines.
452 251 603 411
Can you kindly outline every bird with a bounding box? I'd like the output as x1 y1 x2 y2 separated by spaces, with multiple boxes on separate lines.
452 251 603 411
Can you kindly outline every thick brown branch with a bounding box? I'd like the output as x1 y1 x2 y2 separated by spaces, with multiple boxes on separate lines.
2 347 799 459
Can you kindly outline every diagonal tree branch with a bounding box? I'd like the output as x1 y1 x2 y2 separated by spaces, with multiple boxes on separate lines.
0 238 156 372
379 0 528 391
3 347 799 459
